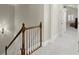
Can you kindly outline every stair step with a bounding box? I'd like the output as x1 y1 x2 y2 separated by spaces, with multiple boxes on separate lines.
17 50 28 55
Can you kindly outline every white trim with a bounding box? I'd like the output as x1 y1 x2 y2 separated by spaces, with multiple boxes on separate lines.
42 33 59 47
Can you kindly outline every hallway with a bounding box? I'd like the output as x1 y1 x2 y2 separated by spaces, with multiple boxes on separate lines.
32 27 79 55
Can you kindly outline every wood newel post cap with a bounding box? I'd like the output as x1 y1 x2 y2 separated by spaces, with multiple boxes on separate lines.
22 23 25 31
40 22 42 28
22 23 25 27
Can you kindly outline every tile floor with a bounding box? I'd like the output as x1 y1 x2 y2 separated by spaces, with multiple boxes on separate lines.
32 27 79 55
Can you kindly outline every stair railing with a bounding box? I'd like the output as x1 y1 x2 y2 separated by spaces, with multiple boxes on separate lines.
5 22 42 55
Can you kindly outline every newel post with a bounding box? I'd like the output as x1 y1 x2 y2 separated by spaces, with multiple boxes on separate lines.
21 23 26 55
40 22 42 47
5 46 7 55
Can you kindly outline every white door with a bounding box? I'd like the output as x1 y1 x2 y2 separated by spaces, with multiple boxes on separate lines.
61 7 67 33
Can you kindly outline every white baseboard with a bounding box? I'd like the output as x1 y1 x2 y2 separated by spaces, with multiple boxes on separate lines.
42 39 51 47
43 34 59 47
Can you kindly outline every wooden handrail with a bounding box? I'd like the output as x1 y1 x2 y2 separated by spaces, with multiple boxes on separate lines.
7 28 22 49
5 22 42 55
25 25 40 30
40 22 42 47
5 23 25 55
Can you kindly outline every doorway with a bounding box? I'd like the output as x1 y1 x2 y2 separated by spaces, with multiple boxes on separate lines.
65 5 78 32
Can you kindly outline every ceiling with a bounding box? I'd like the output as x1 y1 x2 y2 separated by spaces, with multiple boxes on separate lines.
64 4 78 9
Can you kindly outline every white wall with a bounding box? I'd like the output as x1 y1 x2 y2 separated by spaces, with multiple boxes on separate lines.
0 5 15 54
51 4 60 39
51 4 65 40
43 4 51 42
14 4 44 34
58 5 64 34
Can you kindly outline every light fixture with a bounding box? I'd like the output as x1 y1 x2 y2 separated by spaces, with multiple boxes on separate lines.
0 20 10 34
2 28 4 34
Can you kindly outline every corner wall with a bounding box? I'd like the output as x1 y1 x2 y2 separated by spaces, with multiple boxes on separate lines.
0 5 15 54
